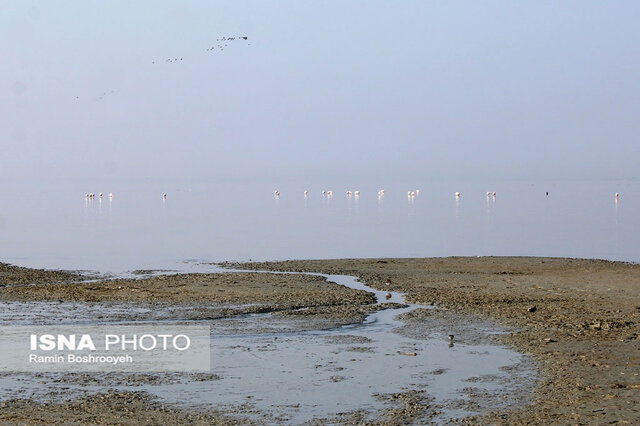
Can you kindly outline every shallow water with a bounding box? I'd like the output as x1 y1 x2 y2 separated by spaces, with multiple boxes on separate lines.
0 268 535 422
0 179 638 273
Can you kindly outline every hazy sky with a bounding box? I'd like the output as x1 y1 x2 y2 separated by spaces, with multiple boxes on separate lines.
2 1 639 182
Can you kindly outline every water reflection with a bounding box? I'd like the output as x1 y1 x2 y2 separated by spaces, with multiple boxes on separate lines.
1 179 639 272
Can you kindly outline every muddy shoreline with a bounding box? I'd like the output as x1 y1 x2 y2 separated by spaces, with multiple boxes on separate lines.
0 257 638 424
231 257 640 424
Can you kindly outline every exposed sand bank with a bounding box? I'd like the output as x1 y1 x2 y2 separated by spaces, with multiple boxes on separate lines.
0 263 83 287
0 272 373 306
0 271 378 328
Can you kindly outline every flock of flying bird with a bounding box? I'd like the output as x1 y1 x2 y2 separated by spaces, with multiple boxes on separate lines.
152 36 250 64
75 36 250 100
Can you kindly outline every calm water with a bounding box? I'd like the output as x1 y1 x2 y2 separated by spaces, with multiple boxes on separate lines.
0 178 638 273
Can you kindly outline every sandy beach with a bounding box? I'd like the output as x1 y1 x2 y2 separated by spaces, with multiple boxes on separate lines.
0 257 639 424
